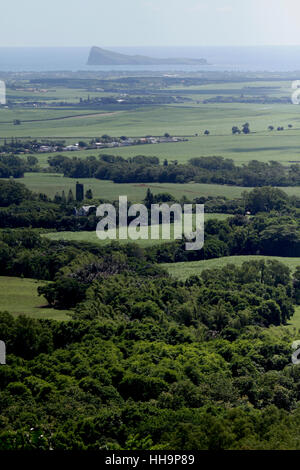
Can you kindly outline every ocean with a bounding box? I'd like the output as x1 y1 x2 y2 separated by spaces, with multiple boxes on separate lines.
1 46 300 72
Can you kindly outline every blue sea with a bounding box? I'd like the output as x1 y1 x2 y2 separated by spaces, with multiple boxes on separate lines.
1 46 300 72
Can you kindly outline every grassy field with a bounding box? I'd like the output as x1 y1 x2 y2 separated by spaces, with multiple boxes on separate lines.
16 172 300 201
19 172 251 201
7 86 111 104
3 77 300 168
0 276 70 320
7 80 291 104
1 100 298 138
43 213 230 247
28 131 300 170
2 100 300 167
101 132 300 166
285 306 300 332
163 256 300 280
4 76 300 169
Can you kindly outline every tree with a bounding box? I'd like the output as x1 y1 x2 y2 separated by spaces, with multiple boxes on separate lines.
54 192 61 204
232 126 241 135
242 123 250 134
38 277 86 308
243 187 289 214
85 189 93 200
204 130 210 136
0 180 32 206
27 155 38 166
268 126 274 131
78 141 87 148
67 189 74 204
293 267 300 304
144 188 154 209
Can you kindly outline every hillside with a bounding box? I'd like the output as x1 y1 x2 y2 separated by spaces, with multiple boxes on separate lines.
87 46 208 65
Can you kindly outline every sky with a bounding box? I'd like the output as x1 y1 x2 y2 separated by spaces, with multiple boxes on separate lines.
2 0 300 47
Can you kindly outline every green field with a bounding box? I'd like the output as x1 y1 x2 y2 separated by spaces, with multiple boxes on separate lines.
1 99 298 139
16 172 300 202
163 256 300 280
19 172 251 201
101 131 300 166
3 78 300 171
0 276 70 320
7 86 111 104
27 131 300 170
285 306 300 331
3 98 300 167
43 213 230 247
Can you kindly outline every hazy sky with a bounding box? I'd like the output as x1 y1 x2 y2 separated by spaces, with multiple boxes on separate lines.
2 0 300 47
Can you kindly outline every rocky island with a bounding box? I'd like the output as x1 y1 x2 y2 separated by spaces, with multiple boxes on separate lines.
87 46 208 66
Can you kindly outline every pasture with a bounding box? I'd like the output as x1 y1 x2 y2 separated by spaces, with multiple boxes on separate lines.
16 172 300 202
1 100 300 167
2 76 300 168
163 255 300 280
0 276 70 320
19 172 250 201
286 306 300 331
0 104 300 167
43 213 230 247
27 131 300 169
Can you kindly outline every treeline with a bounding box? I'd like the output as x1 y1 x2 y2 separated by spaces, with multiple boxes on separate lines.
0 228 166 283
0 180 98 231
0 138 66 154
203 95 290 104
0 154 39 178
1 183 300 267
48 154 300 187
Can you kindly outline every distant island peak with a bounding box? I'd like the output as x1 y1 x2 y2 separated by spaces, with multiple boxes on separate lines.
87 46 208 66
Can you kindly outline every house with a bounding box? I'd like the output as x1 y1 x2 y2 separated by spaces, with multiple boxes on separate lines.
74 205 97 217
38 145 53 153
64 144 79 151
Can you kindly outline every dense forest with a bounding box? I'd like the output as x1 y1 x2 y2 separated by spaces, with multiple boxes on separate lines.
1 251 300 449
3 150 300 187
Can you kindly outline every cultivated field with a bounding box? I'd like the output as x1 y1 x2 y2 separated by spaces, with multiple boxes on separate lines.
2 80 300 167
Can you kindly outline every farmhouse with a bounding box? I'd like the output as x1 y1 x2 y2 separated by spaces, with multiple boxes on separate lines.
74 205 97 217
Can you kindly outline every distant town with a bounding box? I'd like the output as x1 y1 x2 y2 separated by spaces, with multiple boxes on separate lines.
0 135 188 156
38 135 188 153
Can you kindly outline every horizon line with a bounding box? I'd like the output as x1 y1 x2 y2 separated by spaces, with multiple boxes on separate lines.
2 44 300 48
